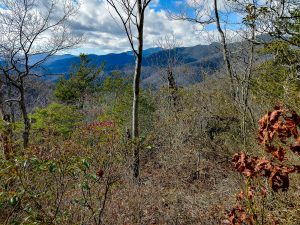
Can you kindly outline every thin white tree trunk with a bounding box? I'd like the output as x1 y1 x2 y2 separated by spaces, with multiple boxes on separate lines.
132 3 144 180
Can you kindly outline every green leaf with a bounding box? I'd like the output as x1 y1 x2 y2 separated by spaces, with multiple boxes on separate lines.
80 182 90 190
49 163 58 173
89 174 98 181
9 196 19 206
82 159 90 169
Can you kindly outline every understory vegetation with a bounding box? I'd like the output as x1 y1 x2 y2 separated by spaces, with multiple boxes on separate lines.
0 0 299 224
1 69 299 224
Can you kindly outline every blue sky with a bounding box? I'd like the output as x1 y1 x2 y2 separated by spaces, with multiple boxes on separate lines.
1 0 243 55
152 0 181 11
63 0 244 55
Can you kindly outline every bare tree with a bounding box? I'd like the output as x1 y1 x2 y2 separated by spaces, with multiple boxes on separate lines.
228 0 259 145
170 0 258 144
0 0 81 148
213 0 235 90
209 0 259 145
155 35 182 108
168 0 214 25
106 0 152 180
169 0 236 90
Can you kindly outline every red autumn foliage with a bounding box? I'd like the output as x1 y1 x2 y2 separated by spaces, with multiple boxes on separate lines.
85 121 115 131
228 106 300 225
258 105 300 162
96 169 104 178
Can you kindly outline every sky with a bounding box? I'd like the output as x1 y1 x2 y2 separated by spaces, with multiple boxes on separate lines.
0 0 243 56
67 0 242 55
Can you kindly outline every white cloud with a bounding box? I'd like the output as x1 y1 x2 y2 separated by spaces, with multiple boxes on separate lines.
0 0 242 55
186 0 227 10
175 1 183 7
151 0 159 7
66 0 223 54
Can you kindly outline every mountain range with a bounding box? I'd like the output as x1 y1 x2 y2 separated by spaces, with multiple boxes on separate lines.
37 42 224 86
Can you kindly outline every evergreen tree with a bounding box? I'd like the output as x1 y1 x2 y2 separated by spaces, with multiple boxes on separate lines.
54 54 104 107
252 10 300 109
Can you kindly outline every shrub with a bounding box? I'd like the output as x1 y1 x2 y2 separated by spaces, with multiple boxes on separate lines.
227 106 300 225
31 103 83 137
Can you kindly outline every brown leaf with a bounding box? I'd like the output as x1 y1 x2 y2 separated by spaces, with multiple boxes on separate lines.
269 109 282 125
272 146 286 161
285 118 298 137
237 191 244 201
232 152 255 177
261 186 267 198
254 158 270 172
228 209 236 224
259 113 269 130
290 136 300 155
269 167 289 192
247 215 255 225
290 145 300 155
247 189 254 200
291 111 300 124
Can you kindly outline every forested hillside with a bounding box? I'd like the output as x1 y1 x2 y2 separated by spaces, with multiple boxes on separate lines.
0 0 299 225
33 42 223 86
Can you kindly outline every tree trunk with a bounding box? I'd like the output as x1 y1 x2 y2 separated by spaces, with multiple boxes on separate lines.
241 20 256 146
167 68 178 107
19 84 30 149
132 54 142 180
0 88 14 159
2 115 13 160
213 0 235 94
0 88 4 120
7 80 15 123
132 7 144 180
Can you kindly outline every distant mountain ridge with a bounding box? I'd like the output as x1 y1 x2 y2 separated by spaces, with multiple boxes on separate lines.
39 42 223 85
125 47 162 56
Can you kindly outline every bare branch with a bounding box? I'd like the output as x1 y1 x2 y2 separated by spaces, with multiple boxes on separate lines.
5 98 20 103
0 0 81 148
